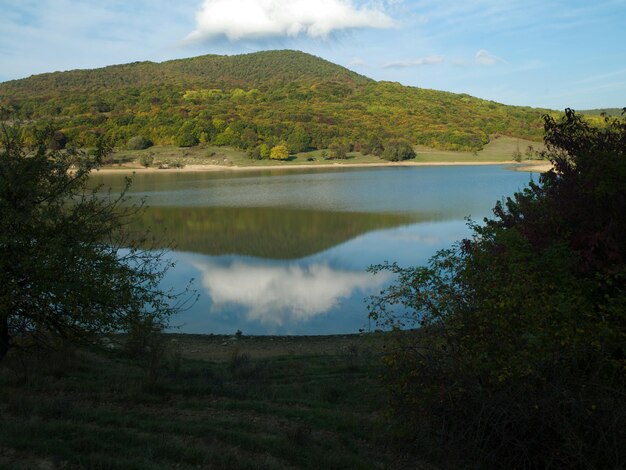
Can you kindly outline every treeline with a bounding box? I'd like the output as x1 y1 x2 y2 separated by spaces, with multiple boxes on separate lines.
0 50 549 153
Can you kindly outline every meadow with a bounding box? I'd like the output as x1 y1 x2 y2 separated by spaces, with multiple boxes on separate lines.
0 334 421 470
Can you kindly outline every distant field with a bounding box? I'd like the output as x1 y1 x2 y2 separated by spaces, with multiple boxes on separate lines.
109 135 546 170
413 136 545 163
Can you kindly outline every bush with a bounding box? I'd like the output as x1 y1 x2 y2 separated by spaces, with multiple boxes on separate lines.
380 139 415 161
127 135 153 150
259 143 271 159
175 122 199 147
139 153 154 168
328 141 349 159
269 144 289 160
247 146 261 160
368 109 626 468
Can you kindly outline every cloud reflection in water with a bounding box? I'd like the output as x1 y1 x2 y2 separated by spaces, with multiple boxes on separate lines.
191 259 389 326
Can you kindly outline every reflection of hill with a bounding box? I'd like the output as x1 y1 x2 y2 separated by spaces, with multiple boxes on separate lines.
129 207 420 259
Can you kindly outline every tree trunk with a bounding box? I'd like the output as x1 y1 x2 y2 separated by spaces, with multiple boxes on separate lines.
0 316 10 362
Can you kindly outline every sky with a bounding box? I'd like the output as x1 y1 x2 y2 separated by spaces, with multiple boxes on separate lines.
0 0 625 110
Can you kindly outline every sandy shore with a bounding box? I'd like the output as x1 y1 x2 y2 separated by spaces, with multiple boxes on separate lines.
93 160 553 174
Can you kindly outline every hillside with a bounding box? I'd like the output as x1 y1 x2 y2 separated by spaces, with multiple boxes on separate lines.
0 50 550 153
579 107 624 117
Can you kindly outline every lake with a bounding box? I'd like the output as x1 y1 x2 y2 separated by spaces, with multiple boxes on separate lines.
92 165 538 335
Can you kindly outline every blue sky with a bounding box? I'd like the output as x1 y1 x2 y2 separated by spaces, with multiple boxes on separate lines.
1 0 625 110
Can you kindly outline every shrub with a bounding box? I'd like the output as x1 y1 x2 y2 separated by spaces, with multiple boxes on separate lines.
127 135 153 150
139 153 154 168
269 144 289 160
247 146 261 160
328 141 349 159
368 109 626 468
259 143 271 159
380 139 415 161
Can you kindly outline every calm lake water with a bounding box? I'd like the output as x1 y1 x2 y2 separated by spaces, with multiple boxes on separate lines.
92 165 537 334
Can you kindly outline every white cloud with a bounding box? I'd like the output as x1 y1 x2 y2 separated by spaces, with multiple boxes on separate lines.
382 56 444 68
350 57 367 67
192 260 388 325
475 49 505 65
186 0 395 42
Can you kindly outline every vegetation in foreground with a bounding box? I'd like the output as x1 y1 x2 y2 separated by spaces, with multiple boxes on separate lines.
0 124 193 362
0 334 410 470
369 110 626 468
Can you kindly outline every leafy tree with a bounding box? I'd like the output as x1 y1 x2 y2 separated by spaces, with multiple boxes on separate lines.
127 135 153 150
328 140 349 159
0 125 192 362
368 109 626 468
175 121 199 147
269 144 289 160
246 146 261 160
259 143 271 159
286 125 311 153
380 139 415 161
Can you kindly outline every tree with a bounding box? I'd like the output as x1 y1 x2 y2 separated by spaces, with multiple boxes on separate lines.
286 125 311 153
0 125 192 362
368 109 626 468
259 143 271 159
175 121 199 147
127 135 153 150
380 139 416 161
328 140 349 159
269 144 289 160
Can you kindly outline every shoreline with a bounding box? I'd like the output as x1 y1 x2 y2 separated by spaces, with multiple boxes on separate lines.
93 160 553 174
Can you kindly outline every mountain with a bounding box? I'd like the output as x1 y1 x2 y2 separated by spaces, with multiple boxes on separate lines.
0 50 550 152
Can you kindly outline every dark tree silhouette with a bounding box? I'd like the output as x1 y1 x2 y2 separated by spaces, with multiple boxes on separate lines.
0 124 192 361
368 109 626 468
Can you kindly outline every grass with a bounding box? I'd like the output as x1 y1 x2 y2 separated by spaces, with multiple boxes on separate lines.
0 335 417 469
413 136 545 163
107 136 546 170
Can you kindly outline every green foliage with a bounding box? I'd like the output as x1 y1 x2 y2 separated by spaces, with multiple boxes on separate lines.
246 146 261 160
259 143 271 159
0 50 547 154
139 153 154 168
0 124 193 361
286 125 311 153
174 121 199 147
269 144 289 160
368 109 626 468
126 135 153 150
328 140 349 159
380 139 416 161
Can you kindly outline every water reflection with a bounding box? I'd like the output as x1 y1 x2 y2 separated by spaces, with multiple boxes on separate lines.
129 206 419 259
92 166 537 334
169 220 475 334
191 258 389 325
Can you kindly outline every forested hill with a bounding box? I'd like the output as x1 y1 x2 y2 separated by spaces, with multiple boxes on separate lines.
0 50 550 152
1 50 370 93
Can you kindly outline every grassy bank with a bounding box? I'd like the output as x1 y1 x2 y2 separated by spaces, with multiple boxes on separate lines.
105 136 545 171
0 334 418 470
